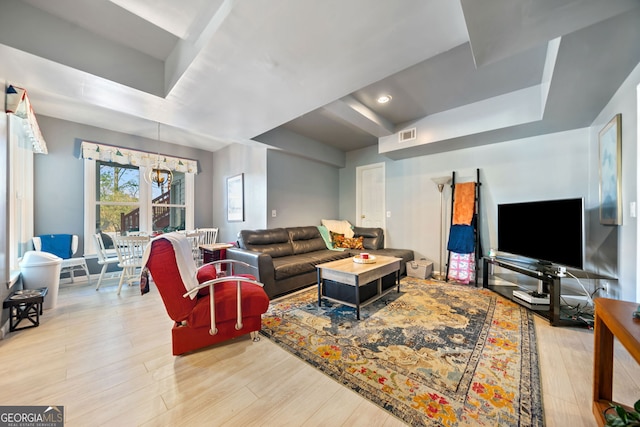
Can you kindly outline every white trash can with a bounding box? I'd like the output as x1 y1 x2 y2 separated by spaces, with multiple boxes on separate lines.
19 251 62 310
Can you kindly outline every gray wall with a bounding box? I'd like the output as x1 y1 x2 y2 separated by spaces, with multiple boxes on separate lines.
34 116 215 269
210 144 342 243
589 62 639 302
212 142 268 243
266 150 340 228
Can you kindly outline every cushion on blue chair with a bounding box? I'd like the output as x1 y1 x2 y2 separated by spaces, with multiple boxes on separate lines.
39 234 72 259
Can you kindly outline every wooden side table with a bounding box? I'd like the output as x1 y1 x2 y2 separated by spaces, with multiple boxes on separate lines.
199 243 233 262
3 288 49 332
592 298 640 426
199 243 233 271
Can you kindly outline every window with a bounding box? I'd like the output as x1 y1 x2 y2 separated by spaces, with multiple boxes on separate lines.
151 169 188 233
83 142 196 254
95 161 141 235
95 161 191 235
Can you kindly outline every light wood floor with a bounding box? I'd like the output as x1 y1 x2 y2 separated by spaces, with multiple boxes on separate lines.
1 277 638 426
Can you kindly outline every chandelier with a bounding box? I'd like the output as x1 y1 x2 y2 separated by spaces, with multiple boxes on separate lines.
147 165 173 190
144 123 173 191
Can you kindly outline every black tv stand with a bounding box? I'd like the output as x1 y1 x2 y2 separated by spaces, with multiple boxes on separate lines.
482 257 614 326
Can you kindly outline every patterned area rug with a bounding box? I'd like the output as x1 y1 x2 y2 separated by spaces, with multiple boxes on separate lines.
261 277 544 426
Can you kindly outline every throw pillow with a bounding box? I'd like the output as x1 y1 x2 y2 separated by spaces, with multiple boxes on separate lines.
334 236 364 250
330 231 345 247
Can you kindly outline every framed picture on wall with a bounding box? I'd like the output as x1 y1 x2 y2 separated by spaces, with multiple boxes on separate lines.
598 114 622 225
227 173 245 222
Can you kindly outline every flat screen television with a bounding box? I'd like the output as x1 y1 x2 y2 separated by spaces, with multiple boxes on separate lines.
497 197 584 269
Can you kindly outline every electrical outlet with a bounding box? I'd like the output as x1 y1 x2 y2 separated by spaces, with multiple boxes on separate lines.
602 281 609 294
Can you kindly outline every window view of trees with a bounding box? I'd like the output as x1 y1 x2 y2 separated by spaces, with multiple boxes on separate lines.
97 162 140 234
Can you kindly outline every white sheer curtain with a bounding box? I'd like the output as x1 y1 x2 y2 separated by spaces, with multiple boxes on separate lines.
6 85 49 270
8 114 36 270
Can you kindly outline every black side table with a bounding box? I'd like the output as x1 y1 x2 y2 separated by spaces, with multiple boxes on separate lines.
3 288 48 332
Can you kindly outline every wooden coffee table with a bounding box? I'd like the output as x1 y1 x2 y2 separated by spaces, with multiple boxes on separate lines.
316 255 401 319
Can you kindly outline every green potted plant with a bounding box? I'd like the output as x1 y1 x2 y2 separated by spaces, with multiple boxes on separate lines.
604 400 640 426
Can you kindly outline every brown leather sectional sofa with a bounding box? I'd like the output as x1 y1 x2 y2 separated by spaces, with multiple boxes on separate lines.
226 225 414 299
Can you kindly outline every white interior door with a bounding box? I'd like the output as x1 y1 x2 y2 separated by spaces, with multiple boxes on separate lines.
356 163 385 229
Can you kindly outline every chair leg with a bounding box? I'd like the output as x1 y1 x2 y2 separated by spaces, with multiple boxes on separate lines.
127 268 137 287
96 264 108 290
116 268 127 295
250 331 260 342
82 262 91 285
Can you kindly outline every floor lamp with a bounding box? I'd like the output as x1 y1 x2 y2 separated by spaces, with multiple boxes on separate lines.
432 176 452 281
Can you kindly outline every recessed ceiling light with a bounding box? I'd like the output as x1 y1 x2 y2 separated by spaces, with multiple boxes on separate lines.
377 95 392 104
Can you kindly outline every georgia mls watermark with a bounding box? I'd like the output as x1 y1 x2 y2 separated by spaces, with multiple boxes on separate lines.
0 406 64 427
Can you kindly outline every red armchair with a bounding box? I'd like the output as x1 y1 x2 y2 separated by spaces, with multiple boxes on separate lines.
144 235 269 355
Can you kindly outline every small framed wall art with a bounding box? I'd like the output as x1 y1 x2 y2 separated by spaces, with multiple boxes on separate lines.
227 173 245 222
598 114 622 225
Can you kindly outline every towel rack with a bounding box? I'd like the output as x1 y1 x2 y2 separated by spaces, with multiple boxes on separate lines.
445 168 482 285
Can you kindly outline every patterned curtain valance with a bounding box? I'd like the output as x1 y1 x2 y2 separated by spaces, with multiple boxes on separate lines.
81 141 198 174
6 85 48 154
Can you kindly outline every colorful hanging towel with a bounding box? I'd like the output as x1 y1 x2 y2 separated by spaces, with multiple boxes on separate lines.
447 224 475 254
448 252 475 284
452 182 476 225
39 234 72 259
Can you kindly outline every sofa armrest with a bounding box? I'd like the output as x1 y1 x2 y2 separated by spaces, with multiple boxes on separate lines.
225 247 276 291
352 226 384 250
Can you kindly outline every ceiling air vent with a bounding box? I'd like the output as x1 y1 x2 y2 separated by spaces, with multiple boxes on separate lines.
399 127 416 142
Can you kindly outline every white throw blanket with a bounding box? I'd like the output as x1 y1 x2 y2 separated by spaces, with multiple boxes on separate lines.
141 232 200 299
